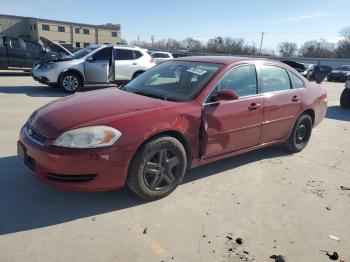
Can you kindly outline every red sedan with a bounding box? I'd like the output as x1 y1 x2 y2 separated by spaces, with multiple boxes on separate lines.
18 56 327 199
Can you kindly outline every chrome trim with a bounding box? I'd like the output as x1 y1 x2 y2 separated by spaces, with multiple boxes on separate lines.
24 123 47 146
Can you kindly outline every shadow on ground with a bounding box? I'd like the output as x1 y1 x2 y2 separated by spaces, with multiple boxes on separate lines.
0 146 289 235
0 71 31 77
0 85 115 98
326 106 350 122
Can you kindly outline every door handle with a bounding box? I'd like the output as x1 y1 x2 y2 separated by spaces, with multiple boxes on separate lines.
132 62 138 65
292 96 301 102
248 103 260 111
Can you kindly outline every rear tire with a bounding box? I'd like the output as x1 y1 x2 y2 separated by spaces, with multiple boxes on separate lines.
340 88 350 109
284 114 313 153
127 136 187 200
59 72 81 93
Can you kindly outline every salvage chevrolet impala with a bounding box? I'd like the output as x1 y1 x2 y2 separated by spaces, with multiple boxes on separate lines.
18 56 328 199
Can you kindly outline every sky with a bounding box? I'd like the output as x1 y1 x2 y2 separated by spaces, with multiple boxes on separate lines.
1 0 349 50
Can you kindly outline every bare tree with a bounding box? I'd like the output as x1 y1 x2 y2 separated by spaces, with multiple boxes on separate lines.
301 39 336 58
278 41 298 57
337 26 350 58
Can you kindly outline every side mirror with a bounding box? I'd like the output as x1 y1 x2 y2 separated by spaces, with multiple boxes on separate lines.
213 89 239 102
86 56 94 62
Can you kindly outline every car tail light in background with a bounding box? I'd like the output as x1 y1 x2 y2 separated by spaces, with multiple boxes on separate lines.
150 57 156 64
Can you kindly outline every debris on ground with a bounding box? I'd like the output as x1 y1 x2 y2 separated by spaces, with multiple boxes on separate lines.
202 234 207 238
270 255 286 262
143 227 147 234
236 238 243 245
326 207 331 210
226 235 233 240
328 234 341 241
326 252 339 260
91 216 96 222
340 186 350 190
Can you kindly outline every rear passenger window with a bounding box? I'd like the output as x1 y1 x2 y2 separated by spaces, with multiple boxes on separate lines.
261 65 291 93
114 49 134 60
133 51 143 59
216 65 257 97
290 72 305 89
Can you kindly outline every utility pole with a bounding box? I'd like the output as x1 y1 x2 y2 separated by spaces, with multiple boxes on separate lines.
259 32 265 56
137 36 140 46
151 35 155 48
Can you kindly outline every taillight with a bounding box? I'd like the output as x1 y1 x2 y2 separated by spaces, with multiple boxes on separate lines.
323 87 328 102
150 57 156 64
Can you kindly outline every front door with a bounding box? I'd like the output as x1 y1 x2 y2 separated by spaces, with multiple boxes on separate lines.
203 64 263 159
259 64 302 143
84 47 114 83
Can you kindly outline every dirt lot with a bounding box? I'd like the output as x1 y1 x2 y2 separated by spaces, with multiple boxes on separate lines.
0 72 350 262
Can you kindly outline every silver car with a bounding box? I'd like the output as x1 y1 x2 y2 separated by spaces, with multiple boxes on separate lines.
32 38 155 93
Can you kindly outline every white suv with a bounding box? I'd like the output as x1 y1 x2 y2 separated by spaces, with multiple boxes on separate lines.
114 46 156 82
32 38 156 93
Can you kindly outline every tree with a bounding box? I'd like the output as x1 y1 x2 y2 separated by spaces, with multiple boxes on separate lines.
278 41 298 57
300 39 336 58
337 26 350 58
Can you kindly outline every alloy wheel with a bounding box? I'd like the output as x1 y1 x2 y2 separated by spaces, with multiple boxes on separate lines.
143 149 180 191
62 75 79 91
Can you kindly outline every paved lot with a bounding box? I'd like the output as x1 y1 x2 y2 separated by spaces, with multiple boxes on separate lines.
0 72 350 262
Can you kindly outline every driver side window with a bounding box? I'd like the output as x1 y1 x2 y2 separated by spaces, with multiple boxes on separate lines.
216 65 258 97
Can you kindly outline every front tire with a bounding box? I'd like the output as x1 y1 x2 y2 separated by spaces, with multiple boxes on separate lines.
127 136 187 200
132 71 144 79
59 72 81 93
340 88 350 109
284 114 313 153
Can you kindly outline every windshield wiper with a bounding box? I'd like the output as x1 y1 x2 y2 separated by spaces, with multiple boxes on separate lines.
128 90 178 102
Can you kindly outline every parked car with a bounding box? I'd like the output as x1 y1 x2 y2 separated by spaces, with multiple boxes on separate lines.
281 61 331 83
340 73 350 109
0 36 70 71
150 51 174 64
327 65 350 82
18 56 327 199
32 40 156 92
302 64 332 84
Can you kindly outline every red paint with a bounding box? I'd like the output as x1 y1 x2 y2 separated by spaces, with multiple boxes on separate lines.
19 57 327 191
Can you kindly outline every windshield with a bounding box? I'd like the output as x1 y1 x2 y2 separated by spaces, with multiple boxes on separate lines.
71 46 100 59
122 60 223 102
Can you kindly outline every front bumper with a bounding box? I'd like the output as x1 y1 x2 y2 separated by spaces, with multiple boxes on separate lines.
31 66 60 84
18 126 132 191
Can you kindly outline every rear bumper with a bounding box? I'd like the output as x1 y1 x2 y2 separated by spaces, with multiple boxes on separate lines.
18 126 132 192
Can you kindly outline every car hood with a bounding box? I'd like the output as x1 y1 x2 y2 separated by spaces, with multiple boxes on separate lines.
30 88 170 138
40 36 73 57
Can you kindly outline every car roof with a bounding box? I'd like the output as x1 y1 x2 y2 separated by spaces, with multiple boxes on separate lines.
152 51 172 54
176 55 276 65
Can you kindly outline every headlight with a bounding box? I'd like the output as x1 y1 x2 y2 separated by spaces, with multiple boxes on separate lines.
53 126 121 148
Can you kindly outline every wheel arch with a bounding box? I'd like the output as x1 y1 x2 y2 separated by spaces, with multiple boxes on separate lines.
132 70 145 79
300 108 315 126
132 130 193 168
59 68 85 86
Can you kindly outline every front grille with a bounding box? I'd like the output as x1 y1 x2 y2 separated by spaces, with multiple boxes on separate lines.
25 123 48 145
46 173 97 183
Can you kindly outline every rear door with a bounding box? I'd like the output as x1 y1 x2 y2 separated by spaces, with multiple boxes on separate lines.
114 48 137 80
259 64 302 143
84 46 114 83
7 38 25 68
203 64 263 159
